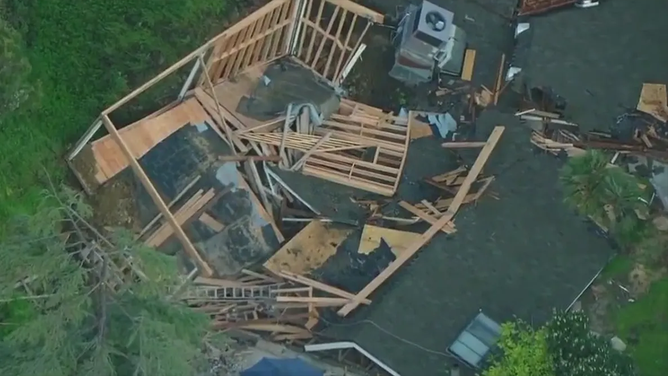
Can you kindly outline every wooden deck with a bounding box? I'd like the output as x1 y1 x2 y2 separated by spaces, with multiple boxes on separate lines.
91 98 211 184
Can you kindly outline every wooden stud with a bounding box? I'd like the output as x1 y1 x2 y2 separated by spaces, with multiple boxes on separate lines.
290 132 332 171
324 0 384 23
311 6 341 70
305 0 326 64
333 13 357 82
197 55 244 154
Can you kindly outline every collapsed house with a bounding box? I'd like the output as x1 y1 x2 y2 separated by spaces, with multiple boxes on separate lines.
64 0 628 375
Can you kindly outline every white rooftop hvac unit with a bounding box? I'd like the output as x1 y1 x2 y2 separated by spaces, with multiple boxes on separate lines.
390 0 467 85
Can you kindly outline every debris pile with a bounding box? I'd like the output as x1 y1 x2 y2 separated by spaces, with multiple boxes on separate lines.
518 83 668 162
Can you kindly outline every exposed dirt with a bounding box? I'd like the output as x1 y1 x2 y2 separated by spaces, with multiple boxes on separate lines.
90 173 142 232
343 29 421 111
69 145 101 193
580 262 667 335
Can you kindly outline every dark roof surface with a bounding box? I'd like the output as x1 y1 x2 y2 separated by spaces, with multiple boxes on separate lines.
321 110 614 376
287 1 668 373
521 0 668 130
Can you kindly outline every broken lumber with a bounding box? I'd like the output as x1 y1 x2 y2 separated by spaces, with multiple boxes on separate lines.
138 174 201 238
199 212 225 232
399 201 456 234
146 188 215 247
219 155 281 162
279 271 371 305
290 132 333 171
442 141 486 148
337 126 505 316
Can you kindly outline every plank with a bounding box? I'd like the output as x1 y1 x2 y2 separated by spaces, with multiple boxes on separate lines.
461 49 476 81
199 212 225 232
279 271 371 304
337 126 505 316
442 142 486 148
398 201 456 234
290 132 332 171
324 0 384 23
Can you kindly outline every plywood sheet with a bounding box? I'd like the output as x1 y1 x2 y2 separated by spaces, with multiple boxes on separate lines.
92 98 211 184
637 83 668 122
263 221 352 274
358 224 421 257
213 63 267 129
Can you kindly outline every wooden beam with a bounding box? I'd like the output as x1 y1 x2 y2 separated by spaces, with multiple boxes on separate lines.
102 0 290 115
219 155 281 163
68 117 103 160
290 132 332 171
138 175 202 238
101 115 214 277
279 271 371 304
324 0 384 23
398 201 456 234
276 296 350 305
493 53 506 105
461 49 476 81
442 141 487 148
197 54 243 154
337 126 505 316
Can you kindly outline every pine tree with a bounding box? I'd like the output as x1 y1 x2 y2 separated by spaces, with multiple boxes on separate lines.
0 185 210 376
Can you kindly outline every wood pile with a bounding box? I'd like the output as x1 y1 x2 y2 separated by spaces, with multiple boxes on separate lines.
518 83 668 162
220 98 412 197
182 269 371 342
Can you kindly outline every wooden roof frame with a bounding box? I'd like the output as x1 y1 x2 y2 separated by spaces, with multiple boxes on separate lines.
65 0 383 277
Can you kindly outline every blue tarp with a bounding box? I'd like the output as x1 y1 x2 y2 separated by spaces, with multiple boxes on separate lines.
241 357 324 376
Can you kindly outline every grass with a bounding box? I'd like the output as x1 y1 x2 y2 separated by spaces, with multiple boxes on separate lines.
0 0 246 221
615 279 668 376
600 255 635 280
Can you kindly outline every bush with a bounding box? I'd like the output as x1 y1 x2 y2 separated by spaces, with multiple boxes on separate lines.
484 321 553 376
485 311 635 376
560 150 649 247
546 311 635 376
0 16 37 122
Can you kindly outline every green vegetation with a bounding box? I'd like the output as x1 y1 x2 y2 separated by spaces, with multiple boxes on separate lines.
0 0 242 220
0 186 210 375
485 311 634 376
484 321 552 376
615 280 668 376
560 150 668 376
560 150 650 247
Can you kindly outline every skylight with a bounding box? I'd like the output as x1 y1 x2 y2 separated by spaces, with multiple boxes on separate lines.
448 312 502 368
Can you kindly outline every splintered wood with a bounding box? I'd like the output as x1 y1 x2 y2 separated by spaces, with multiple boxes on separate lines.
232 98 411 196
183 267 368 340
337 126 505 316
145 189 216 247
301 99 411 196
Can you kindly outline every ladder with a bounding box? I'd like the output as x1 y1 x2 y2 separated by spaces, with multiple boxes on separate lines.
187 284 283 301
